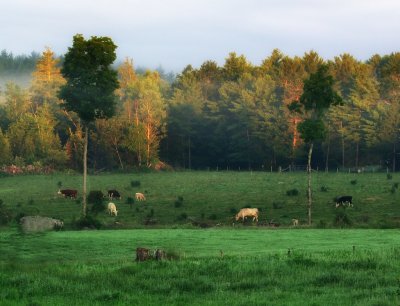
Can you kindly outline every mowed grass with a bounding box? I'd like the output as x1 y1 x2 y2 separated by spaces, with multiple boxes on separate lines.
0 171 399 228
1 229 400 305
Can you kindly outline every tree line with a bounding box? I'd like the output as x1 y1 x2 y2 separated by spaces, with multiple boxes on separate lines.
0 47 399 172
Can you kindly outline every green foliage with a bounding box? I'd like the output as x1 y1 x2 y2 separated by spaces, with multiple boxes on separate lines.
130 180 141 187
286 189 299 196
59 34 119 123
350 179 357 185
387 173 393 180
320 186 328 192
75 215 102 229
297 119 326 142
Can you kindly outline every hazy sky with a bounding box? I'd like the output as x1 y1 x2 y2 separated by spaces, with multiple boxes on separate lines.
2 0 399 72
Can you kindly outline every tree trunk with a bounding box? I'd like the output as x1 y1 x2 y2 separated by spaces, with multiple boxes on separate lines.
307 143 314 226
355 142 359 169
325 132 330 172
82 126 88 217
114 140 124 170
188 136 191 170
341 121 345 169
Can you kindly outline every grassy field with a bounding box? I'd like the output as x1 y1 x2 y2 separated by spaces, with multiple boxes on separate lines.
1 172 400 305
1 228 400 305
0 171 399 228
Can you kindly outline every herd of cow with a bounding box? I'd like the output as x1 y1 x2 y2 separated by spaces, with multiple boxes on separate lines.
57 188 352 225
57 188 146 217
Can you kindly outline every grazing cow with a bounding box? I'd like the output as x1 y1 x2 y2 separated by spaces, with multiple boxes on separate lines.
235 208 259 222
335 196 353 208
135 192 146 201
292 218 299 226
107 202 118 216
57 189 78 199
108 189 121 200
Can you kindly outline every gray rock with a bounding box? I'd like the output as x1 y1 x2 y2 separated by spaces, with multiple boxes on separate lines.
20 216 64 232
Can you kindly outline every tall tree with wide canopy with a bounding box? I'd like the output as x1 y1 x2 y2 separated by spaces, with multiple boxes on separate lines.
58 34 118 217
290 65 342 225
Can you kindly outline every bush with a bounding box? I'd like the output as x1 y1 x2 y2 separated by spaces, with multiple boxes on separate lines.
87 191 104 205
320 186 328 192
0 200 11 225
130 180 141 187
393 182 399 189
176 212 188 221
146 209 154 218
75 215 102 229
334 211 352 227
350 180 357 185
387 173 393 180
390 186 396 194
317 219 327 228
286 189 299 196
272 202 283 209
126 197 135 208
174 196 184 208
57 181 62 188
229 208 237 214
209 214 217 220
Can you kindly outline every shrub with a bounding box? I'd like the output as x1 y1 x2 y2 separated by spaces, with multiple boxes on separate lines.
387 173 393 180
87 191 104 205
320 186 328 192
209 214 217 220
176 212 187 221
130 180 141 187
146 209 154 218
273 202 283 209
393 182 399 189
57 181 62 188
27 199 34 205
334 211 352 227
350 180 357 185
174 196 184 208
286 189 299 196
126 197 135 208
229 208 237 214
317 219 327 228
0 200 11 225
75 215 102 229
390 186 396 194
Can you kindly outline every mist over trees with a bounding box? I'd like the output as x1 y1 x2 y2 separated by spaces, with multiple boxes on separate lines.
0 47 399 172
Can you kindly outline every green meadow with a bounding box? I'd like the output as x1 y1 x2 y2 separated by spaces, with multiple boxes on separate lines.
1 229 400 305
0 171 399 228
1 171 400 305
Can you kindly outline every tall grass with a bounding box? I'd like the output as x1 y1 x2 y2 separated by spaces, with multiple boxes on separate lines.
1 229 399 305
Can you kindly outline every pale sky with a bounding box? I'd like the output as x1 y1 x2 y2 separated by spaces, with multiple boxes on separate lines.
1 0 399 72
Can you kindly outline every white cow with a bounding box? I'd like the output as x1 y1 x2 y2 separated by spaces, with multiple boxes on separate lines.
135 192 146 201
107 202 118 216
235 208 259 222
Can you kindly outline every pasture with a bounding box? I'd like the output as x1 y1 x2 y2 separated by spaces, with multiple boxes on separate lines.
0 171 399 228
1 229 400 305
1 172 400 305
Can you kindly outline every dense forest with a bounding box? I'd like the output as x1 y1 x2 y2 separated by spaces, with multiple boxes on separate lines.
0 48 399 172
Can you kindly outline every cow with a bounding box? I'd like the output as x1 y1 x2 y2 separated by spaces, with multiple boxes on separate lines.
107 189 121 200
292 218 299 226
107 202 118 216
235 208 259 222
58 189 78 199
135 192 146 201
335 195 353 208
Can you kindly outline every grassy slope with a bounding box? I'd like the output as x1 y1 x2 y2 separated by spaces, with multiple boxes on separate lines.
1 229 400 305
0 171 399 228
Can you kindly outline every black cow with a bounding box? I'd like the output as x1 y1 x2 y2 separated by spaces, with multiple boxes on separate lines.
107 189 121 200
335 196 353 208
58 189 78 199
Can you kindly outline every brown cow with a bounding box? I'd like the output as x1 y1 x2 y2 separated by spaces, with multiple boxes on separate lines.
58 189 77 199
235 208 259 222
